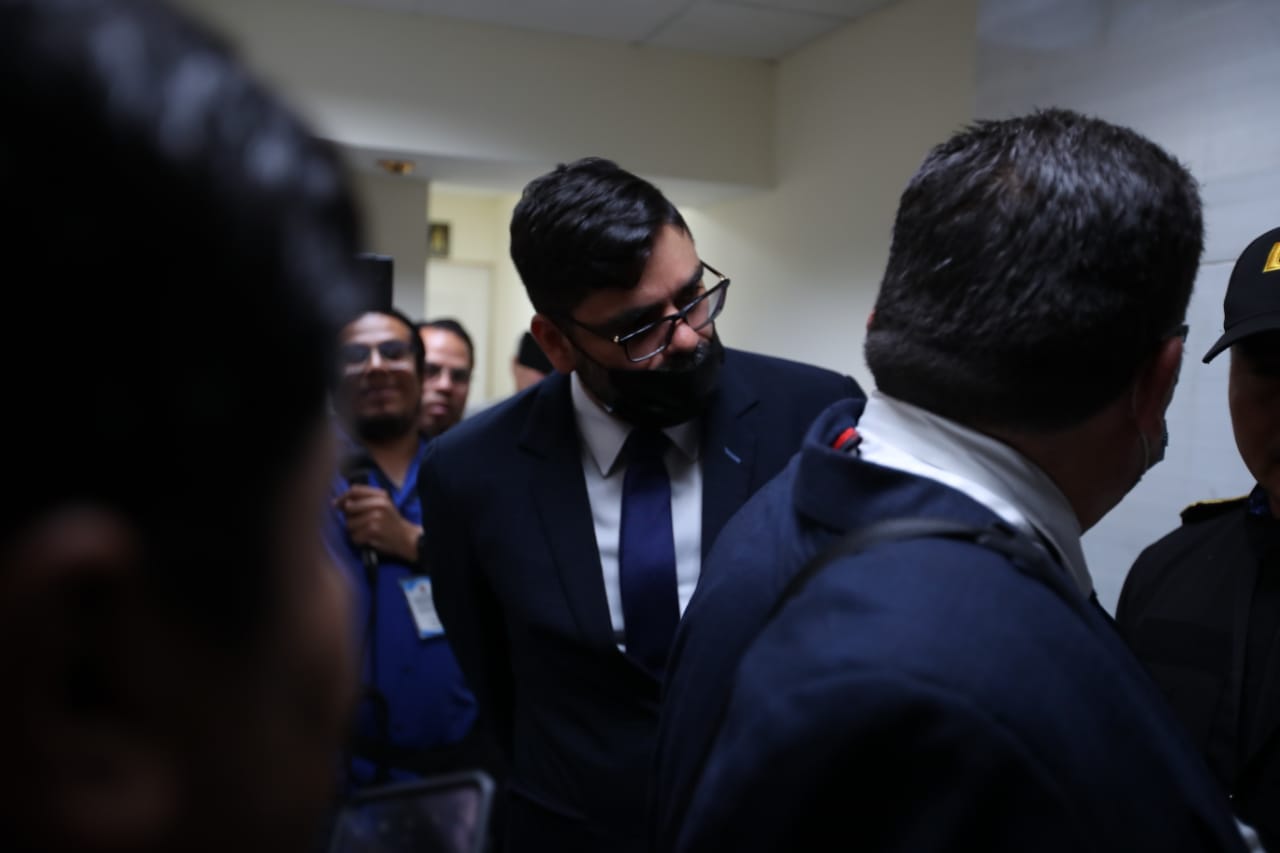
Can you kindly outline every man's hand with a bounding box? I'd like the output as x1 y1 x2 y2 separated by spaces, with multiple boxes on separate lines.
335 484 421 563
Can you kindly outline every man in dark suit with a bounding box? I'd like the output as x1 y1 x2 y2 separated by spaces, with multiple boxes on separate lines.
658 110 1250 852
1117 226 1280 850
419 157 861 853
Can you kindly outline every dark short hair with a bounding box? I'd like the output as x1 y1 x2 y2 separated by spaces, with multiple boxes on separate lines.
417 318 474 368
509 157 690 318
0 0 362 640
865 109 1203 431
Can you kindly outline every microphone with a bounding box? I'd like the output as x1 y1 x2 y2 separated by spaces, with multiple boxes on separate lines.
340 449 380 581
341 447 386 786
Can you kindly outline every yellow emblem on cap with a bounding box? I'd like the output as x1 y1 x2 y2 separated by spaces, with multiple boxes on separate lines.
1265 242 1280 274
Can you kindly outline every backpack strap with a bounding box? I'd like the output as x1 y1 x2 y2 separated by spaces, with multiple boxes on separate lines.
767 517 1080 625
684 514 1086 841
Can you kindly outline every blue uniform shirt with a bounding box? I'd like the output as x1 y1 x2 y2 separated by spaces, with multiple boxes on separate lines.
324 434 477 786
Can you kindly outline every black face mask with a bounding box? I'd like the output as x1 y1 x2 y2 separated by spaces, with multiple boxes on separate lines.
576 334 725 430
1142 419 1169 472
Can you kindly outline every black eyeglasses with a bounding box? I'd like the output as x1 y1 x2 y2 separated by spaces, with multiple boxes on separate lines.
568 262 730 363
339 339 415 367
424 362 472 384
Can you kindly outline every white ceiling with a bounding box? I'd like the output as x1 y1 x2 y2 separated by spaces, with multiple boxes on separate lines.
313 0 895 60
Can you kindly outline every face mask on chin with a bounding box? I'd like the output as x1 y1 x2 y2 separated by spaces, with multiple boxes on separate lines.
1137 334 1184 480
575 333 725 430
1127 406 1170 497
1140 419 1169 473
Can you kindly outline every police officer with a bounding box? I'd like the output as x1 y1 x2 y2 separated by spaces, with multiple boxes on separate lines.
1117 226 1280 851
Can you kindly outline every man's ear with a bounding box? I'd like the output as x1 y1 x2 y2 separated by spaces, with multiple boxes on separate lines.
530 314 577 375
1132 335 1185 433
2 507 178 850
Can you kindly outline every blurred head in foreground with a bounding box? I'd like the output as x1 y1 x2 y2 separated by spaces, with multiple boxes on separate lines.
0 0 364 849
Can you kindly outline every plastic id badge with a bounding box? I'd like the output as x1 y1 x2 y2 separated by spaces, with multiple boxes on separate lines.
400 576 444 639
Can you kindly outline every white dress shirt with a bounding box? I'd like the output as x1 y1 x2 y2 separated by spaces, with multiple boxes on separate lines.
571 373 703 641
856 390 1092 597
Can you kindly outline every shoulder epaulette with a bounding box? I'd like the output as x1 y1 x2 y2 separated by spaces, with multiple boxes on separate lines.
1179 495 1248 525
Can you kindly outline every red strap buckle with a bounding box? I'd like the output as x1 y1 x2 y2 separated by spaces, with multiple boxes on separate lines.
831 426 860 452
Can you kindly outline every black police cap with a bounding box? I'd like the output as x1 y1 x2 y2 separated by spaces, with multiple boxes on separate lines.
1203 227 1280 363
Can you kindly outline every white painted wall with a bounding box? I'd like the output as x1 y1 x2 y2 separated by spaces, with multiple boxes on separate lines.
351 171 429 318
172 0 976 400
170 0 776 193
977 0 1280 609
685 0 978 393
172 0 1280 615
423 0 978 405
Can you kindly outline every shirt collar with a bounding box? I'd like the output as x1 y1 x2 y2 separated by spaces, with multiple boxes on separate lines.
1249 484 1274 518
856 390 1091 596
570 372 700 476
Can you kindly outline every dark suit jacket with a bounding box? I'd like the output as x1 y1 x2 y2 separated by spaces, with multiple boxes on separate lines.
1117 500 1280 849
419 348 860 853
664 398 1246 853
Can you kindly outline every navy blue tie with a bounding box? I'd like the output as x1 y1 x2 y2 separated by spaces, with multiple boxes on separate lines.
619 428 679 673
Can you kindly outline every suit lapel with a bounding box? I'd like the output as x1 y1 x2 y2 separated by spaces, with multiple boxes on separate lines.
699 357 758 559
520 374 616 648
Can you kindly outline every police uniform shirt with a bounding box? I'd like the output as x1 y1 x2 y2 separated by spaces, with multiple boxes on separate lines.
1238 489 1280 763
1118 486 1280 849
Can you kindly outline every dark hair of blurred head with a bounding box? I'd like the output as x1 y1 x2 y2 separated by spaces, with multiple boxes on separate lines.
0 0 363 639
865 108 1203 432
516 330 554 374
509 157 690 318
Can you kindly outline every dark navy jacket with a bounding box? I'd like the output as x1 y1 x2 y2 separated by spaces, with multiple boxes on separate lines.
658 398 1247 853
419 348 861 853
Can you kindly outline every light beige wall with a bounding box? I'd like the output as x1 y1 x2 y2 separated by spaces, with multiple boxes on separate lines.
488 192 533 402
686 0 977 390
170 0 775 191
427 193 502 266
427 190 528 403
352 172 429 318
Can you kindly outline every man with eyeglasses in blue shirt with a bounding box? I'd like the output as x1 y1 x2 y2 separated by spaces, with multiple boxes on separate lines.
418 157 863 853
327 308 493 795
